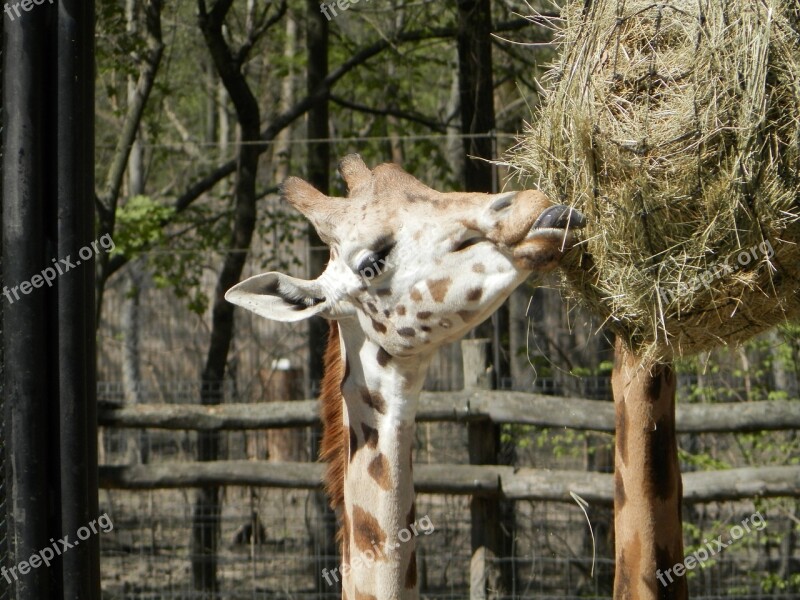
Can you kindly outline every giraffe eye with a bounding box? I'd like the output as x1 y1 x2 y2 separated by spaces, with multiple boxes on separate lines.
453 232 486 253
356 244 394 278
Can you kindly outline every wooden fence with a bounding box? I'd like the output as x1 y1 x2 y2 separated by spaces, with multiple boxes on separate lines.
96 336 800 599
97 392 800 503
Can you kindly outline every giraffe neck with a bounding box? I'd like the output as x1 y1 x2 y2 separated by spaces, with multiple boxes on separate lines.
323 323 430 600
612 339 686 600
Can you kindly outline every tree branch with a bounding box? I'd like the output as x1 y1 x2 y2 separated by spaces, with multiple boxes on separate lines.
330 94 447 132
103 18 536 282
98 0 164 225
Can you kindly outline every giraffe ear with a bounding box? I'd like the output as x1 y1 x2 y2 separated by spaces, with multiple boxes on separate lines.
225 272 331 322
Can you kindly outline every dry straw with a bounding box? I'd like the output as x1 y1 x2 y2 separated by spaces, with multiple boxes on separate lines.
511 0 800 360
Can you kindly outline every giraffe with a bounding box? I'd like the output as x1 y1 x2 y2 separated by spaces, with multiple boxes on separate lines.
612 341 686 600
226 154 585 600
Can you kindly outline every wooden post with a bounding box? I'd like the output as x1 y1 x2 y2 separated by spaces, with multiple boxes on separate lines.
252 360 307 462
463 339 512 599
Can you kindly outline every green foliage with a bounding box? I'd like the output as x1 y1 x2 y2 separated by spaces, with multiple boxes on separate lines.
148 198 234 316
255 203 306 272
501 424 613 458
113 195 175 257
677 448 731 471
673 328 799 595
761 569 800 593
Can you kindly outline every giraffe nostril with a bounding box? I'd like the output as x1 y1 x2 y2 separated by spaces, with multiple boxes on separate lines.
489 193 515 212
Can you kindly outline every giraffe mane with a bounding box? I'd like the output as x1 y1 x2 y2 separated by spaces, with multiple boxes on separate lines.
319 321 346 542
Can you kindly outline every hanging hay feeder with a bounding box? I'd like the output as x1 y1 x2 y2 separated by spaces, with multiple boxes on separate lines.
512 0 800 360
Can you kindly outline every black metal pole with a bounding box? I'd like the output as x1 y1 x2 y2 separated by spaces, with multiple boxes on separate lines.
56 1 98 599
2 1 97 598
2 4 54 599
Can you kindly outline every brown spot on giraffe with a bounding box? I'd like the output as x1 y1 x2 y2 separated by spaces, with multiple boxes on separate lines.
647 414 677 501
615 397 628 467
655 543 686 594
467 287 483 301
457 310 478 322
647 363 671 400
416 311 432 320
352 505 387 553
361 423 379 449
472 263 486 273
421 325 432 333
376 346 391 367
366 302 378 314
426 277 452 302
360 388 386 414
371 318 387 334
383 309 390 317
368 453 392 490
614 471 626 509
396 305 406 316
409 288 423 302
614 548 632 600
405 550 418 589
376 287 392 297
397 327 416 338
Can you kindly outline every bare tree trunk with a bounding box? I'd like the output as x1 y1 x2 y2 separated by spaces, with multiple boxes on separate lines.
457 0 495 194
305 2 339 595
217 80 229 157
121 260 147 464
121 0 149 467
445 61 464 181
458 4 515 594
273 13 297 183
96 0 164 324
191 0 282 593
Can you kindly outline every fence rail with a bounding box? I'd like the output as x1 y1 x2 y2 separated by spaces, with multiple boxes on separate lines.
98 394 800 502
98 394 800 433
98 460 800 503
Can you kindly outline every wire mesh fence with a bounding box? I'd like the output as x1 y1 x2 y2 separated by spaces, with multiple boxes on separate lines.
96 410 799 600
93 240 800 599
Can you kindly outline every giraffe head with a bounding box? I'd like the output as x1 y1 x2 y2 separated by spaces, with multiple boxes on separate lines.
228 155 584 599
227 154 584 357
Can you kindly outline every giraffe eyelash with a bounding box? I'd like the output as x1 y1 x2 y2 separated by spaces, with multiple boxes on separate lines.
356 244 395 275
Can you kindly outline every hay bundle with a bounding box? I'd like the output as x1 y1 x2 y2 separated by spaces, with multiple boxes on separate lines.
512 0 800 359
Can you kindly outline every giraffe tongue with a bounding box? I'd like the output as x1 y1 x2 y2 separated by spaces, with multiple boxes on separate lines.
533 205 586 231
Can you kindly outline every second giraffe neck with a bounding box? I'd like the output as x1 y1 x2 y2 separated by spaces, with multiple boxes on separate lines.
337 324 431 600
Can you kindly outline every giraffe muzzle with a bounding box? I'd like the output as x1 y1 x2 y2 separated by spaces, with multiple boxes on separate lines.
512 204 586 272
